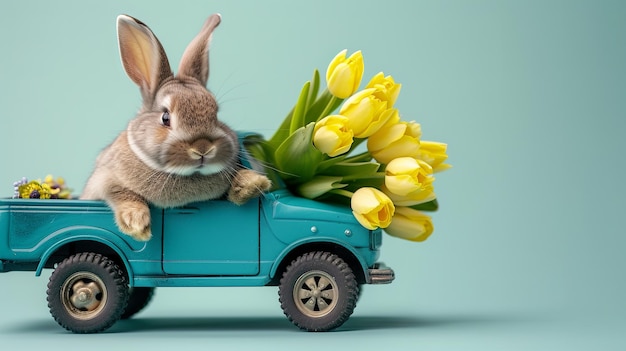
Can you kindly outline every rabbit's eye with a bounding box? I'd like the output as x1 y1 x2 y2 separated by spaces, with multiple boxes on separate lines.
161 111 171 127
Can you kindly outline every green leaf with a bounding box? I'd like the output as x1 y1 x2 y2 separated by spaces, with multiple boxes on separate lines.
268 107 294 150
243 135 266 160
304 89 334 124
274 122 325 182
343 150 373 164
316 154 347 172
290 81 311 134
243 135 284 189
316 95 342 122
306 69 320 112
269 69 320 149
297 176 347 199
342 175 385 191
323 161 382 177
410 198 439 212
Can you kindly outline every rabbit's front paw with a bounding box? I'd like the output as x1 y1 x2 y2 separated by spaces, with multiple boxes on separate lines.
228 169 271 205
115 202 152 241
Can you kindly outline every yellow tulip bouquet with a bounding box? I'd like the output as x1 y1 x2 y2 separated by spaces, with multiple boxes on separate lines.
245 50 450 242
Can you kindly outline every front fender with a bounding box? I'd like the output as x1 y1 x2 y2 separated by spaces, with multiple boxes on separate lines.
269 237 370 280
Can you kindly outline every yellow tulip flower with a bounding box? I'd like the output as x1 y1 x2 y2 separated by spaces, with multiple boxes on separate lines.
313 115 354 157
326 49 364 99
383 184 436 206
366 72 402 107
367 120 421 164
417 141 451 173
351 187 395 230
385 207 434 242
385 157 434 196
338 88 396 138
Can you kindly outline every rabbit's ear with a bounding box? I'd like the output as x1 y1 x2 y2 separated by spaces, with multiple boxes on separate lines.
117 15 173 102
177 14 221 86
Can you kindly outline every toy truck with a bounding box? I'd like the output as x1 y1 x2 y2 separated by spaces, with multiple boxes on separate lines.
0 133 394 333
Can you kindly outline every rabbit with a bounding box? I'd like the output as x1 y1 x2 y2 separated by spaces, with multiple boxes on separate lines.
81 13 271 241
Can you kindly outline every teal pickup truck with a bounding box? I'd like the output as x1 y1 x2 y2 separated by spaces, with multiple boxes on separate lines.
0 135 394 334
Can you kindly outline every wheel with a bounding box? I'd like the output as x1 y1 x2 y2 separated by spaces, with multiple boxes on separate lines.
46 252 129 333
121 287 155 319
278 251 359 332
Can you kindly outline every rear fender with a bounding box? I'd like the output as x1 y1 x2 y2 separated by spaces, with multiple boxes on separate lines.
35 230 134 284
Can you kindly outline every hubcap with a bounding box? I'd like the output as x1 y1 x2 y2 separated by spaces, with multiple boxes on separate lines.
61 272 107 320
293 270 338 318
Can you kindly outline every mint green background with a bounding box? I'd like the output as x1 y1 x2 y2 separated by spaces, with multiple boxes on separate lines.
1 0 625 349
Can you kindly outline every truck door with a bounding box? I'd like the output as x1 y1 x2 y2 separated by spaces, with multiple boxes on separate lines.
162 199 259 276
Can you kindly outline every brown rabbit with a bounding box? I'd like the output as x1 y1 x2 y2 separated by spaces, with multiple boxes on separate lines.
81 14 271 241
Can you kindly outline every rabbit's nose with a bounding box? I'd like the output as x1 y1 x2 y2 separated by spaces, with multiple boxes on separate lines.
188 146 216 159
188 139 216 159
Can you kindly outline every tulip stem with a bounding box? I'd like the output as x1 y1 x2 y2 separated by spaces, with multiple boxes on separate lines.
329 189 354 199
342 172 385 182
319 96 336 120
318 95 340 121
344 151 373 163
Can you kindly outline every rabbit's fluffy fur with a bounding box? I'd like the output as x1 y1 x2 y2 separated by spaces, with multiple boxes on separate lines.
81 14 270 241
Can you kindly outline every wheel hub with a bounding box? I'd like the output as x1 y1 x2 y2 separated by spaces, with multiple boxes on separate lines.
70 282 101 311
61 272 108 319
293 270 338 318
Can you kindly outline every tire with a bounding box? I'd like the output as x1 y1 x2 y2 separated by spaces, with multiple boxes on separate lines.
279 251 359 332
121 287 155 319
46 252 129 333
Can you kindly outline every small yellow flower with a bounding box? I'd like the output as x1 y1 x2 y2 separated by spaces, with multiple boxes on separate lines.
385 206 434 242
367 120 421 164
339 89 397 138
351 187 395 230
385 157 434 196
42 174 71 199
417 141 451 173
44 174 55 185
326 49 364 99
18 181 57 199
366 72 402 108
313 115 354 157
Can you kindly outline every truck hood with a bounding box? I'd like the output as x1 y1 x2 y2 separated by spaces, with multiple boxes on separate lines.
268 190 357 224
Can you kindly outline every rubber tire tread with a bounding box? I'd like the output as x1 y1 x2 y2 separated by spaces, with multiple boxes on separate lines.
121 287 155 319
46 252 129 333
278 251 358 332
